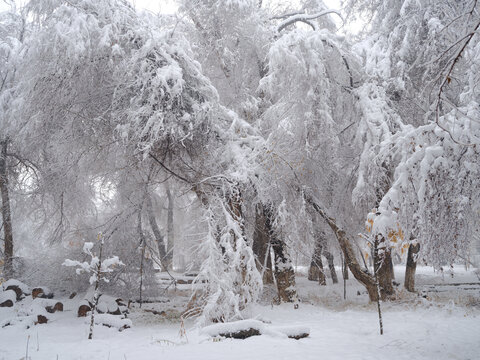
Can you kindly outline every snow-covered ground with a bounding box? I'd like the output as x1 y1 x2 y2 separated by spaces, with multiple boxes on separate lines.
1 266 479 360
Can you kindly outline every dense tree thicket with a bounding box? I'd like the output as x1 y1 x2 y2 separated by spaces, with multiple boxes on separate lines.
1 0 479 323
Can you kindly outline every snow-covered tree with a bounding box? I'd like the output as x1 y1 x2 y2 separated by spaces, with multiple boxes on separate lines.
63 237 124 339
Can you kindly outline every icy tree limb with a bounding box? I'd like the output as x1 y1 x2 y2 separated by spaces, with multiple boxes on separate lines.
276 10 343 33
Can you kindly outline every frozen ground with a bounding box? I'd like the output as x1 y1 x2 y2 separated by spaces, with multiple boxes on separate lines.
1 266 479 360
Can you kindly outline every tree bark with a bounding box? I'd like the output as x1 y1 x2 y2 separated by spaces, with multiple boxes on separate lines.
137 211 146 307
305 195 379 301
375 242 395 299
166 187 174 269
373 236 384 335
145 194 167 266
342 255 349 280
324 250 338 284
404 243 420 292
308 240 325 285
88 238 104 340
0 140 13 279
271 236 296 302
263 205 296 302
252 204 273 284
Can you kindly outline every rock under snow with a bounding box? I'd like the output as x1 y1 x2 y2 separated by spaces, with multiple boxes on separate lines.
201 319 310 340
2 279 30 295
32 287 53 299
2 279 30 301
31 298 64 313
0 289 16 307
97 294 122 315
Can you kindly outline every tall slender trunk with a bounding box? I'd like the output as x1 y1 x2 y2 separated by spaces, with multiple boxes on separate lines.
137 210 146 307
324 250 338 284
145 194 167 267
252 203 273 284
342 255 349 280
405 243 420 292
373 236 384 335
88 238 104 340
0 140 13 279
308 240 325 285
166 187 174 269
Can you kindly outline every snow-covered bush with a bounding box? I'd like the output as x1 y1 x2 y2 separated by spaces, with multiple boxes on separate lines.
191 196 262 325
63 238 124 339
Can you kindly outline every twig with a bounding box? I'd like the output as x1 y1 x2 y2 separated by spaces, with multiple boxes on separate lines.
434 17 480 146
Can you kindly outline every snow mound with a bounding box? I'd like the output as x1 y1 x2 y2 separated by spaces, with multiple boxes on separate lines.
201 319 309 340
202 319 265 337
93 314 132 331
97 294 121 314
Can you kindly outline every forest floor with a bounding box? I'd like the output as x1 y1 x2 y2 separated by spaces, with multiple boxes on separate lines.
1 266 479 360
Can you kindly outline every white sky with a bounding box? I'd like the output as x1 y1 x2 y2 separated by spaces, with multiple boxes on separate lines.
131 0 343 15
131 0 359 33
1 0 360 33
1 0 345 18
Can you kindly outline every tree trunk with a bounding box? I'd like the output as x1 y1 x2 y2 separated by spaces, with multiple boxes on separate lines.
373 236 384 335
145 194 167 267
263 205 296 302
305 195 379 302
166 187 174 269
88 238 104 340
375 242 395 299
324 250 338 284
252 204 273 284
271 237 296 302
0 140 13 279
137 211 146 307
404 243 420 292
308 240 325 285
343 255 349 280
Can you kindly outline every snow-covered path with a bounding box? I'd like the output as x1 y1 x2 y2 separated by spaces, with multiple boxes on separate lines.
1 302 479 360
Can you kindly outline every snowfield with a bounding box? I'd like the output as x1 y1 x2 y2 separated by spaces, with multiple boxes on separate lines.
1 266 479 360
1 303 479 360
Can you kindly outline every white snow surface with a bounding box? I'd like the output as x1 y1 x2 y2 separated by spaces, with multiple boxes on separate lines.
0 289 16 304
0 266 479 360
93 314 132 329
1 302 478 360
96 295 119 314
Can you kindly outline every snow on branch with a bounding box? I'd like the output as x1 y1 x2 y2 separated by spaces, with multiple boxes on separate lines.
63 241 124 285
276 9 343 32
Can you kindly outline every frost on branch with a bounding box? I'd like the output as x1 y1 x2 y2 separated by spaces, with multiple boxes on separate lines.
63 242 124 285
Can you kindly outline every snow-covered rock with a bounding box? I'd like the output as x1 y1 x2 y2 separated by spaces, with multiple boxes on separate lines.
2 279 30 296
97 294 121 315
32 286 53 299
201 319 309 340
0 289 16 307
